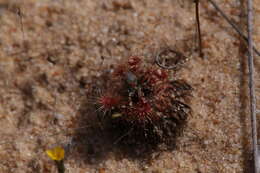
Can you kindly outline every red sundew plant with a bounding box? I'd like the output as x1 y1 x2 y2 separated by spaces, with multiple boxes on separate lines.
96 56 192 146
97 93 121 112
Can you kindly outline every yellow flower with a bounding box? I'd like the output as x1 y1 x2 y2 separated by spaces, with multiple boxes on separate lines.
46 146 65 161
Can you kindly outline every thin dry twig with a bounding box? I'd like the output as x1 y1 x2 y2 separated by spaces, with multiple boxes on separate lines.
246 0 258 172
16 7 25 43
208 0 260 57
194 0 203 58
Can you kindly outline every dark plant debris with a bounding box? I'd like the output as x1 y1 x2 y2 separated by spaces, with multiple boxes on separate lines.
155 48 189 70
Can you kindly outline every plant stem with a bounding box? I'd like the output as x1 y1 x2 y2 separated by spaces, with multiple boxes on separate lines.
246 0 258 172
55 160 65 173
194 0 203 57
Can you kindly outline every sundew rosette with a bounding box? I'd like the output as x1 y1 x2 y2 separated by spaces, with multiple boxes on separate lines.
96 56 192 146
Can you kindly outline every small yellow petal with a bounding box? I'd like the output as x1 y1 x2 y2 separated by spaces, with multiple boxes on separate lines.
46 146 65 161
111 113 122 118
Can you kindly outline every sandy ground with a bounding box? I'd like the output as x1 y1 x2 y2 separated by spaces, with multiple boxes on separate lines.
0 0 259 172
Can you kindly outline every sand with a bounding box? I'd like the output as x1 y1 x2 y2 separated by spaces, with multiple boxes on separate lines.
0 0 259 172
